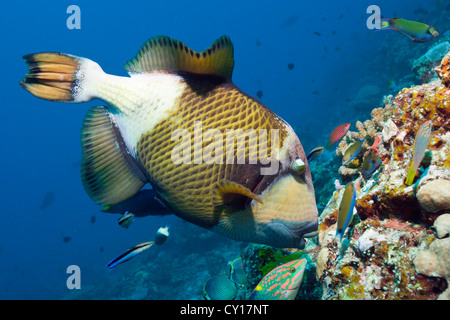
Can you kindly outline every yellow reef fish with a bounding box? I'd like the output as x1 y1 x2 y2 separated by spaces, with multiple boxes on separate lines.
20 35 318 248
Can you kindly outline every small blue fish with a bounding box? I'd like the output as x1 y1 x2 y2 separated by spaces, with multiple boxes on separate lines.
118 211 134 229
335 183 356 243
107 241 154 269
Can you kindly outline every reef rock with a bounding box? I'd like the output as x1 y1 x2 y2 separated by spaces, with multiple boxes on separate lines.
417 179 450 213
414 214 450 300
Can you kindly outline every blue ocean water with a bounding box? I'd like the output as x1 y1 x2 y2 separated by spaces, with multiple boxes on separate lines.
0 0 445 299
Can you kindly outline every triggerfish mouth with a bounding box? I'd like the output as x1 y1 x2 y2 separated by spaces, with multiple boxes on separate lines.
20 35 319 248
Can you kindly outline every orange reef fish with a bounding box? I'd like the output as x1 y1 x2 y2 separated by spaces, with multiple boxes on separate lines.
335 183 356 243
342 139 363 165
249 258 307 300
107 241 154 269
20 35 318 248
405 121 433 185
326 123 351 148
380 18 439 43
203 274 237 300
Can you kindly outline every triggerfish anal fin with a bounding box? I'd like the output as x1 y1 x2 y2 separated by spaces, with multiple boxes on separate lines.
101 189 172 217
379 18 439 43
249 258 307 300
80 106 147 206
405 120 433 186
124 35 234 80
107 241 154 269
326 123 351 149
335 183 356 243
212 180 262 210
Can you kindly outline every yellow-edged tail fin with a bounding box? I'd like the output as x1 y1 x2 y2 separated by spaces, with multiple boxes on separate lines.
405 163 416 186
20 52 103 102
381 20 390 29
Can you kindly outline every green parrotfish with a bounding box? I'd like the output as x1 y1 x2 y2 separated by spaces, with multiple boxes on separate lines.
380 18 439 43
249 258 307 300
20 35 319 249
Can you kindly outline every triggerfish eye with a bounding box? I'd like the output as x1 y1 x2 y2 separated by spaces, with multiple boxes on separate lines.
290 158 306 175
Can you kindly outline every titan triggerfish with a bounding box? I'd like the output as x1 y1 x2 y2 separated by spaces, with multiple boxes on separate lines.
20 35 318 248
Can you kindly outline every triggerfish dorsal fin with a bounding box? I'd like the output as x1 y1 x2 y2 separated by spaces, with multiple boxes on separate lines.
213 180 263 209
81 106 147 206
125 35 234 80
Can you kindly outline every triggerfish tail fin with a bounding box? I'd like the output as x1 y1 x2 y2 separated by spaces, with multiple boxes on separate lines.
107 241 154 269
81 106 147 206
20 52 104 102
405 120 432 186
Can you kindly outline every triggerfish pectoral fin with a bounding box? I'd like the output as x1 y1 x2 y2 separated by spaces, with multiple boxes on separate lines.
107 241 154 269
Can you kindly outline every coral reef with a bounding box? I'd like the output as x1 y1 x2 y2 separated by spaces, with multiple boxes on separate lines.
314 48 450 300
